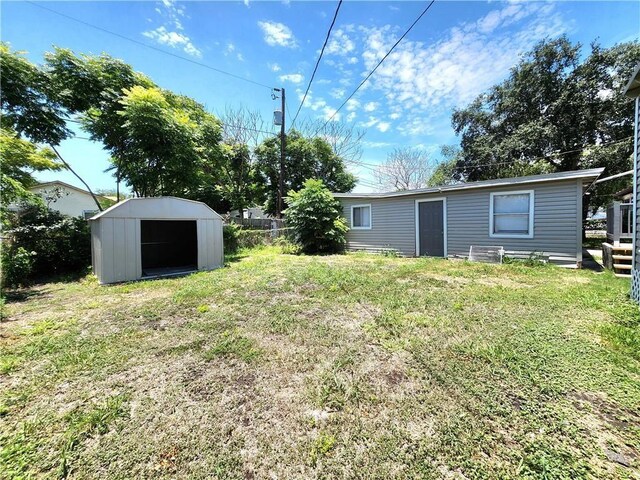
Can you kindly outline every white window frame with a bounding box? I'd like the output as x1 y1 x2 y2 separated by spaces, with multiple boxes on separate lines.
489 190 535 239
351 204 372 230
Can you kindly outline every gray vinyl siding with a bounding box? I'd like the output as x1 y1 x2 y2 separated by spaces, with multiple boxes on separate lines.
340 179 581 265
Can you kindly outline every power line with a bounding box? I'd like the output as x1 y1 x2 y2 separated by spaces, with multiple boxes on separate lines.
26 1 274 90
290 0 343 130
347 136 634 172
313 0 436 136
69 118 277 137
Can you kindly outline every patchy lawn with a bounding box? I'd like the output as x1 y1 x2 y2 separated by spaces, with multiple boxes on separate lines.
1 247 639 479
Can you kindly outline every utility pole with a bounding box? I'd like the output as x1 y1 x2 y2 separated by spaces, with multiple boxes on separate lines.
276 87 286 219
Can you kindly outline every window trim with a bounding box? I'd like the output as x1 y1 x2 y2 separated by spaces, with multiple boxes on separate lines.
489 190 535 239
351 204 372 230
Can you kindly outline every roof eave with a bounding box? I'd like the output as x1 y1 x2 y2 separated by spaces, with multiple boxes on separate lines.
624 63 640 99
334 168 605 199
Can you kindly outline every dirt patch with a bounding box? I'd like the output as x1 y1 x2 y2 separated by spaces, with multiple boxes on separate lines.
385 369 408 386
571 391 640 432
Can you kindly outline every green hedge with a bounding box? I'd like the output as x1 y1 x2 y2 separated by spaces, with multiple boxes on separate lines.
2 203 91 287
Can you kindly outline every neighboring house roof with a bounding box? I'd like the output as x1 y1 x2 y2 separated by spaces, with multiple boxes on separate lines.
614 185 634 199
624 63 640 98
89 196 222 221
33 181 109 202
334 168 604 199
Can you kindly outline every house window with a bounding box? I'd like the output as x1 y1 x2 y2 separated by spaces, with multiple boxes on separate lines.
489 190 534 238
351 205 371 229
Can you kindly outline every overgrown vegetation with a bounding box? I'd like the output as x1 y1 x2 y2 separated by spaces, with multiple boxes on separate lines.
2 248 638 478
2 203 90 287
285 179 348 254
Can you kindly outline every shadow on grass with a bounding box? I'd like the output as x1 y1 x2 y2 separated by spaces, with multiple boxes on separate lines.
2 268 92 305
3 287 47 305
224 250 252 265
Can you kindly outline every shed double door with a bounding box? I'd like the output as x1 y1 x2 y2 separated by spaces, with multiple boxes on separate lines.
417 200 445 257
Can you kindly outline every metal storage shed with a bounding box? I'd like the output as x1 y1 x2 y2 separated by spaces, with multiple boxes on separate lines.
89 197 224 284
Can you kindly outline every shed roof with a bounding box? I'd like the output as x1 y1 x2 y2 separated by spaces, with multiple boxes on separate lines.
624 63 640 99
333 168 604 199
89 196 222 221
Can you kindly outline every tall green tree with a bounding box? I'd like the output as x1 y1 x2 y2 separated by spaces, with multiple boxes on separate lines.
44 49 224 199
209 142 260 218
0 44 105 210
109 86 222 197
255 130 356 215
0 44 70 144
451 36 640 212
0 128 63 208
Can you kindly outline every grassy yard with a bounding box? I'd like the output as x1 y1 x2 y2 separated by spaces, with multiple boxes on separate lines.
1 248 639 479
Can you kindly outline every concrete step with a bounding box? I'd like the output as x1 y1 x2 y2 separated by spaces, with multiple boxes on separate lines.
614 273 632 278
611 245 633 251
612 255 633 261
614 263 632 270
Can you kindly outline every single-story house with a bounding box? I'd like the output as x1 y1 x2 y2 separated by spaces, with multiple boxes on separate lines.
26 181 108 218
89 197 224 284
335 168 604 267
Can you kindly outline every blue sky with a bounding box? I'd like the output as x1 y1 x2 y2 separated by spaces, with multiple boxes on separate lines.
3 1 639 193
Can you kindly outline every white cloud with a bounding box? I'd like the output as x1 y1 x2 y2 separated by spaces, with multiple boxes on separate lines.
258 21 298 48
363 140 394 148
268 62 281 72
237 53 245 62
143 26 202 57
361 116 379 128
244 0 250 7
359 2 568 135
377 122 391 133
346 99 360 111
143 0 202 57
347 56 359 64
363 101 378 112
322 107 340 121
225 42 235 54
326 29 355 56
346 112 357 122
389 112 401 120
330 88 346 99
279 73 304 84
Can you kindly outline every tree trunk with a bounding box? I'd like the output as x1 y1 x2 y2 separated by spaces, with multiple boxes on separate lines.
50 145 103 211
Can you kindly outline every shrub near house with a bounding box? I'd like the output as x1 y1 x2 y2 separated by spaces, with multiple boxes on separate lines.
285 179 348 254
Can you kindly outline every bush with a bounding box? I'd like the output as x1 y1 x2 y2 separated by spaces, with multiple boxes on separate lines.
274 235 302 255
2 203 91 284
284 179 348 254
585 218 606 231
1 246 35 288
223 223 240 254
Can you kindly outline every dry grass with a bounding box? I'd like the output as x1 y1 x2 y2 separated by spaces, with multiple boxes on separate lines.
1 247 639 479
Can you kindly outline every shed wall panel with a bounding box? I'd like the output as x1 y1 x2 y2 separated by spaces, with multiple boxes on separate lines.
113 218 127 281
339 179 580 264
100 218 115 283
